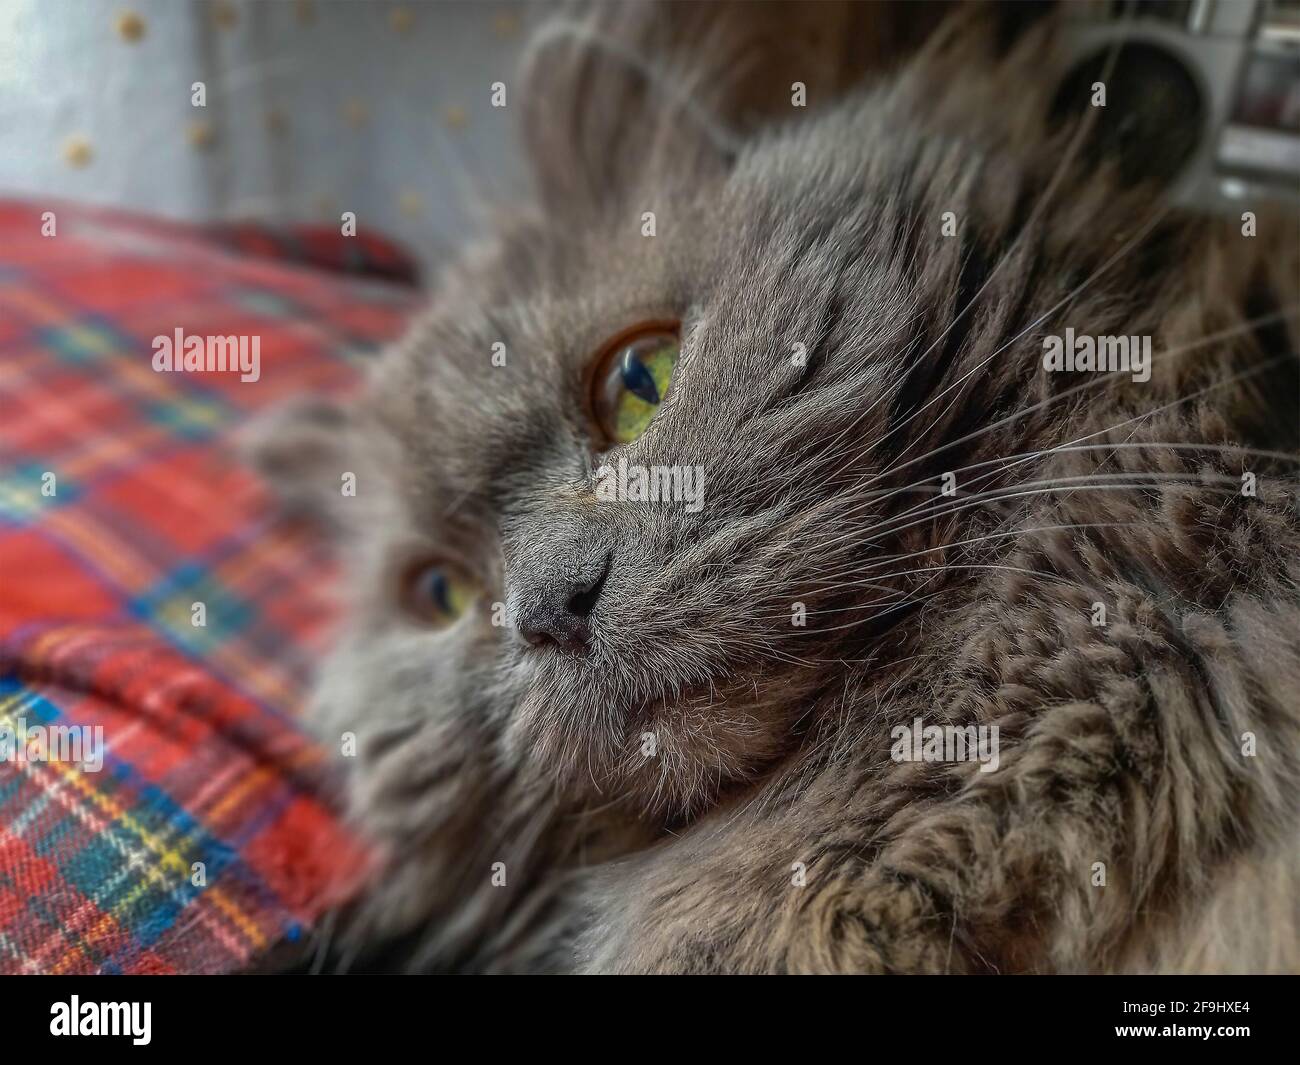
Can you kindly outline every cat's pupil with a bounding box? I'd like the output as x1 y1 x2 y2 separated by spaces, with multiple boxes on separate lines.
620 350 660 405
422 569 452 615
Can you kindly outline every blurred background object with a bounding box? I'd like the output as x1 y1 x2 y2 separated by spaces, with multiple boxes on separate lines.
1057 0 1300 212
0 0 533 273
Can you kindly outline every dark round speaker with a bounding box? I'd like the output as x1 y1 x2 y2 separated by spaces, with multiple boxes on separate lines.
1051 41 1204 188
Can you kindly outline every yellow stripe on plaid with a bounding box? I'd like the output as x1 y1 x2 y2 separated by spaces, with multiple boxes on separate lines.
29 623 99 664
204 763 275 825
0 287 81 328
58 423 172 481
44 508 158 592
112 355 200 404
151 394 230 436
209 642 305 718
0 474 49 521
0 347 54 390
47 322 124 361
0 687 47 728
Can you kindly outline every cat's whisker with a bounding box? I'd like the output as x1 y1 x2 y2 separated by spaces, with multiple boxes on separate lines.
817 304 1296 493
825 439 1300 527
775 586 952 636
774 557 1108 636
862 464 1256 529
837 328 1298 504
764 338 1288 529
811 520 1149 587
863 199 1177 483
794 519 1145 587
308 907 339 976
827 378 1300 532
803 476 1250 565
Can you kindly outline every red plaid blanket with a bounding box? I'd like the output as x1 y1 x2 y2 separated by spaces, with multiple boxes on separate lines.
0 200 419 973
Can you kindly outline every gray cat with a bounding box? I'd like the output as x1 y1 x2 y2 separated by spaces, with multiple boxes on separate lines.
251 2 1300 973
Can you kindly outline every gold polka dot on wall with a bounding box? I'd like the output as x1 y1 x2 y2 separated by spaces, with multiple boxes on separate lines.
62 136 93 168
492 12 520 39
187 120 216 150
115 10 147 42
212 1 238 31
343 100 369 129
389 6 414 34
443 104 467 131
266 108 289 137
398 190 424 217
294 0 315 26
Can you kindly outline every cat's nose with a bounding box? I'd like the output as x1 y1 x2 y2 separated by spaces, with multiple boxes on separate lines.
512 549 611 653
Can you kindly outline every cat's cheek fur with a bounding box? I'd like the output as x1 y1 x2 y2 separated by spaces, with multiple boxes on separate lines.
302 620 536 954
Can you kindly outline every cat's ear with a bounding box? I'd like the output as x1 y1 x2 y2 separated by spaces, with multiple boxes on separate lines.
241 397 364 537
518 1 905 211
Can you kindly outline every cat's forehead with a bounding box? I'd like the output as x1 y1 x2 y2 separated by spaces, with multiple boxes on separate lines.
365 120 921 535
422 140 885 373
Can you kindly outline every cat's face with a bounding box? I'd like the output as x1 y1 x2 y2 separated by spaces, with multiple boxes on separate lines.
307 121 957 822
261 9 1161 828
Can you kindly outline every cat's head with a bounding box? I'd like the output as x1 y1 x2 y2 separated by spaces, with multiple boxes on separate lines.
252 3 1184 828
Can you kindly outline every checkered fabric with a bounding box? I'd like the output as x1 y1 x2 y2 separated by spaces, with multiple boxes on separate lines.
0 200 420 974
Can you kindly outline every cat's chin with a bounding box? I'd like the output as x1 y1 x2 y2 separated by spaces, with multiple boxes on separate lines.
504 656 799 821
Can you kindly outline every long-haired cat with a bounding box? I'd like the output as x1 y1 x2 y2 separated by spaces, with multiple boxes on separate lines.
251 2 1300 973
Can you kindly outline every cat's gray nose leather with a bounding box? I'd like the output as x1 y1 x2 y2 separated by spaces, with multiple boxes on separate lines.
511 548 611 653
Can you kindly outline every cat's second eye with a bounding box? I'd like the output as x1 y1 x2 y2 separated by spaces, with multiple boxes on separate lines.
402 559 478 627
589 324 679 446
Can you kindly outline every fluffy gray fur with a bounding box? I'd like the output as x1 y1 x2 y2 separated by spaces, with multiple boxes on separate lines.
250 2 1300 973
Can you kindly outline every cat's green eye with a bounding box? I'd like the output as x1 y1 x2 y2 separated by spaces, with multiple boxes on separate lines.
590 325 680 446
402 560 478 627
